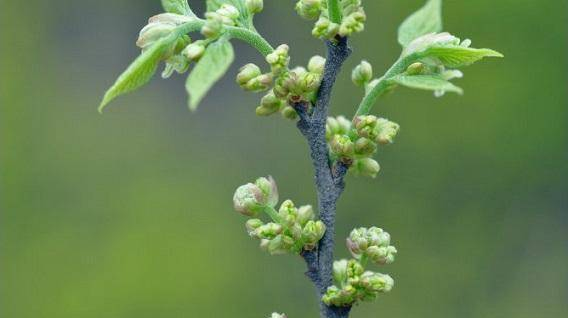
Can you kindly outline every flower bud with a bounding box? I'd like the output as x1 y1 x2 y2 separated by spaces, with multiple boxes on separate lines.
255 176 279 207
339 9 366 37
278 200 298 226
281 106 298 120
233 183 265 216
352 60 373 87
246 0 264 14
296 205 315 226
236 63 262 86
347 227 369 256
136 22 176 49
302 220 326 248
330 135 355 158
245 219 264 237
182 41 206 60
376 118 400 145
406 62 426 75
256 92 284 116
148 13 193 25
354 115 379 139
255 223 283 239
346 259 364 280
352 158 380 178
266 44 290 75
217 4 240 22
201 17 224 38
333 260 348 285
295 0 322 20
269 313 287 318
267 234 295 255
307 55 326 74
244 73 273 92
354 137 377 156
361 272 394 293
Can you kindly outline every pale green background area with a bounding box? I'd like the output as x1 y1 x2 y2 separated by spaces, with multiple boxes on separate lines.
1 0 567 317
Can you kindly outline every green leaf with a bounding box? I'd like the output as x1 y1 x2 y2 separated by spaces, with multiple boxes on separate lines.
186 38 235 110
422 46 504 68
161 0 195 16
206 0 253 29
398 0 442 47
99 35 177 112
391 74 463 95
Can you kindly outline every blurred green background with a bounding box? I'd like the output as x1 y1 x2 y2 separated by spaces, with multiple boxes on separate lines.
1 1 567 317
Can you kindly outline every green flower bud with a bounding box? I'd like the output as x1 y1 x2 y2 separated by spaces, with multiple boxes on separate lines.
339 9 366 37
330 135 355 157
299 72 321 93
269 313 287 318
297 205 315 226
312 17 339 39
236 63 262 86
217 4 240 22
136 22 176 49
354 115 379 139
323 284 358 306
273 73 290 99
333 259 348 285
267 234 295 255
367 245 397 265
281 106 298 120
290 223 303 241
307 55 326 74
361 272 394 293
406 62 426 75
354 137 377 156
233 183 265 217
302 220 326 249
255 176 279 207
346 227 369 256
346 259 364 281
245 219 264 237
233 176 278 216
266 44 290 75
352 60 373 87
278 200 298 226
246 0 264 14
376 118 400 145
255 222 283 239
351 158 380 178
256 92 284 116
182 41 206 61
295 0 322 20
201 17 224 38
244 73 274 92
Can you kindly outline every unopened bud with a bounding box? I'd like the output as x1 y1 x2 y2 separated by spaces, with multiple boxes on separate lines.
406 62 426 75
352 61 373 87
352 158 380 178
217 4 240 21
183 41 206 60
330 135 355 157
201 17 224 38
307 55 326 74
297 205 315 226
354 115 379 139
354 137 377 156
269 313 287 318
376 118 400 145
245 219 264 237
255 176 278 207
233 183 264 216
333 259 348 285
244 73 273 92
236 63 261 85
256 92 284 116
246 0 264 14
266 44 290 75
302 220 326 248
255 223 283 239
136 22 176 49
281 106 298 120
295 0 322 20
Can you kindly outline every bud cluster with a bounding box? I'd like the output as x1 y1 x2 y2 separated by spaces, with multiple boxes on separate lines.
233 177 326 255
323 226 397 307
136 14 194 78
295 0 367 40
326 114 399 178
237 47 326 119
201 4 240 39
346 227 397 265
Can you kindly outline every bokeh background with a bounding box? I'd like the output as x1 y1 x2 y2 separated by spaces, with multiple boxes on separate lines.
2 0 567 317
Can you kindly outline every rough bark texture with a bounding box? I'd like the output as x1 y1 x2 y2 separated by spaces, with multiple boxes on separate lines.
293 37 352 318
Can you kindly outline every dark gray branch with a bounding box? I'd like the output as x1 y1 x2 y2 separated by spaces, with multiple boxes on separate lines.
293 37 352 318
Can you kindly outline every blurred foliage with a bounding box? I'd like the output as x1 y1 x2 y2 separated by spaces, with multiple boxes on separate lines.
1 1 567 317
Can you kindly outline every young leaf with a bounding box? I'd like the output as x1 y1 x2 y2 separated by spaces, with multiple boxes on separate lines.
398 0 442 47
391 74 463 95
99 36 177 112
206 0 253 29
161 0 195 17
186 38 235 110
422 46 504 68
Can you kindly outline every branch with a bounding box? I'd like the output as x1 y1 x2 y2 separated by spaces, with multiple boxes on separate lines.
294 37 353 318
